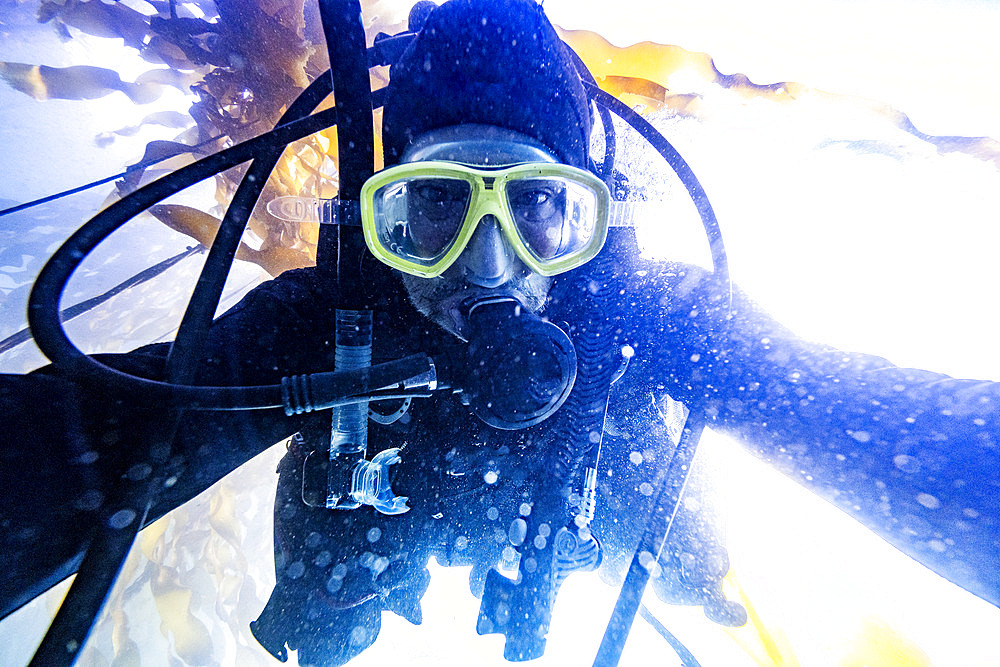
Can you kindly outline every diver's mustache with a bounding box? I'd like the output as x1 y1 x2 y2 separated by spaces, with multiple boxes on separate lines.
445 281 547 311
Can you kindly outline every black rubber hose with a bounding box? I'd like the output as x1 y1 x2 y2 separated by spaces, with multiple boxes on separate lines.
27 85 389 394
316 0 375 280
28 500 154 666
638 605 702 667
27 105 338 375
550 251 618 489
165 72 333 381
34 354 433 412
592 419 705 667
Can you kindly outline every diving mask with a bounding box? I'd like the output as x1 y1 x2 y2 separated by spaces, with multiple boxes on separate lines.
360 141 610 278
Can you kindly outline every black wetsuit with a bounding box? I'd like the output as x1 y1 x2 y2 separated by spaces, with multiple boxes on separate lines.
3 232 998 662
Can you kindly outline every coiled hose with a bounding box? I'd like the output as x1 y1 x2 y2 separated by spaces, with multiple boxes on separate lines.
549 250 619 502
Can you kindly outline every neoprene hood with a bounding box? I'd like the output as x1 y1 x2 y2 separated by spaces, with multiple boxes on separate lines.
382 0 592 169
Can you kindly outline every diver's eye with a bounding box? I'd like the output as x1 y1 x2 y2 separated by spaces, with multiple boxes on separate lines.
414 186 447 203
507 179 565 225
412 180 467 206
511 188 555 208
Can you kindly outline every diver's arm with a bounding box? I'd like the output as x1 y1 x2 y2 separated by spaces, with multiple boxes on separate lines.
627 262 1000 609
0 268 337 619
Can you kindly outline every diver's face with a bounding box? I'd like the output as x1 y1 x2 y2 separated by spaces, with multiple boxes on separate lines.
397 126 560 338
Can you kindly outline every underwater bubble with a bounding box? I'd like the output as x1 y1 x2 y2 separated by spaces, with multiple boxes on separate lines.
108 509 136 529
928 539 947 553
305 531 322 548
523 557 537 573
360 551 376 567
534 535 547 550
455 536 469 550
850 430 871 443
639 482 654 496
638 550 656 573
315 551 332 567
893 454 920 473
629 451 643 465
494 601 511 625
487 506 500 521
900 513 933 538
331 563 348 579
509 518 527 546
367 527 382 543
286 561 305 579
326 576 343 594
917 493 941 510
963 508 980 519
74 489 103 512
125 463 151 481
682 494 701 512
372 557 389 576
519 502 532 516
538 523 551 537
484 470 499 484
350 625 371 646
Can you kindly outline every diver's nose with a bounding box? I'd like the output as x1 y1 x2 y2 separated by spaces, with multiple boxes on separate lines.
458 214 516 288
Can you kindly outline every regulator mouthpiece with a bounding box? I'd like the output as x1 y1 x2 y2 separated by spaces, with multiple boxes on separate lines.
462 297 577 430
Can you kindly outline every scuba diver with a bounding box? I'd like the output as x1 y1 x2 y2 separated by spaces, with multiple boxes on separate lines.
2 0 998 664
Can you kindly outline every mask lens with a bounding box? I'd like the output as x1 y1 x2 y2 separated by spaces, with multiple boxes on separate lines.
506 177 598 260
372 177 472 264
